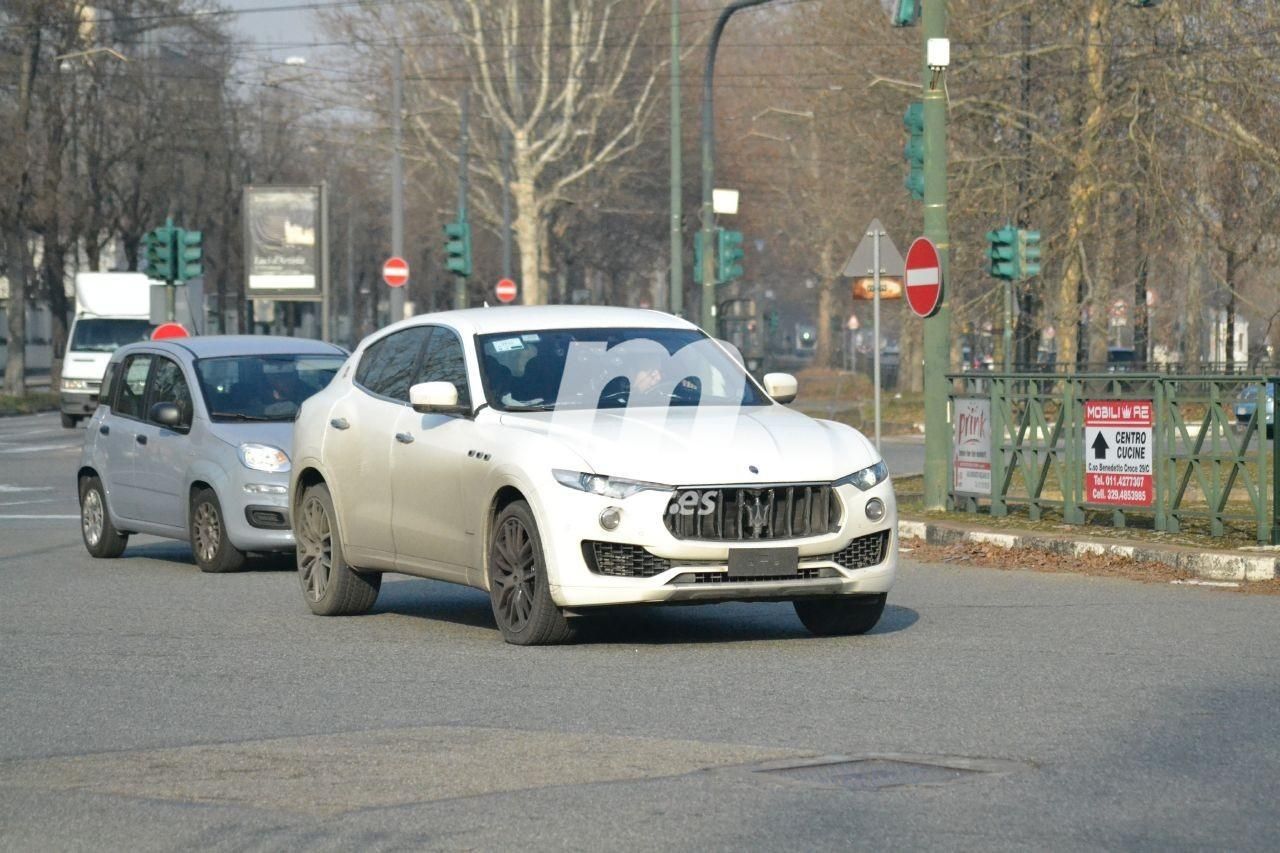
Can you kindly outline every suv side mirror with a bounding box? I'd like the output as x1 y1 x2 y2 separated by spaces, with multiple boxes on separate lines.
763 373 798 404
410 381 469 415
149 401 184 428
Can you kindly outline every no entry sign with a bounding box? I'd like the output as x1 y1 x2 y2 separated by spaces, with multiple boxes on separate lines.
1085 399 1154 507
904 237 943 318
151 322 189 340
495 278 517 304
383 256 409 288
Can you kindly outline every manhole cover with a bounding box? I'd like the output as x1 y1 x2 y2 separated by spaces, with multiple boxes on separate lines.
752 753 1027 791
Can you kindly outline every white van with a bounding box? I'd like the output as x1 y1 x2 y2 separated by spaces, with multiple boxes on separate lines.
61 273 155 428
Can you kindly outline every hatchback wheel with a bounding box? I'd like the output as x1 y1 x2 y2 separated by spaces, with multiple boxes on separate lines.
793 594 886 637
295 482 380 616
79 475 127 558
189 487 246 573
487 500 575 645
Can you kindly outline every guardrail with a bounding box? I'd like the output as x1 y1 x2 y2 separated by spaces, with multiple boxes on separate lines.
947 373 1277 544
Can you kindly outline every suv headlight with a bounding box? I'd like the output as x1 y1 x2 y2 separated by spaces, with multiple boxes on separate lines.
238 443 291 473
835 460 889 491
552 469 669 500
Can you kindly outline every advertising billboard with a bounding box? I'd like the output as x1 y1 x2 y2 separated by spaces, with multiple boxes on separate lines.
243 185 321 299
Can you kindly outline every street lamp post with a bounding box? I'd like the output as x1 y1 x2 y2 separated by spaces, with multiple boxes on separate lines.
700 0 776 334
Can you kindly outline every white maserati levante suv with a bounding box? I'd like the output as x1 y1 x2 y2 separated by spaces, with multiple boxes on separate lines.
290 306 896 644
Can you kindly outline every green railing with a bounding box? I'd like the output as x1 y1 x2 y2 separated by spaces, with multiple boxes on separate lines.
947 373 1277 544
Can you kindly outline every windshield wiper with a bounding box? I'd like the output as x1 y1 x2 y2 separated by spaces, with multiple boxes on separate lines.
209 412 279 422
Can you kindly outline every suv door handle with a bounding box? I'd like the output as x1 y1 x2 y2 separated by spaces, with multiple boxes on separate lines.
99 424 110 435
395 432 415 444
135 434 147 446
329 418 350 430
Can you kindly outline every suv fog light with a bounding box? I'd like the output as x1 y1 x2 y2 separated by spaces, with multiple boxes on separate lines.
865 498 885 522
599 506 622 530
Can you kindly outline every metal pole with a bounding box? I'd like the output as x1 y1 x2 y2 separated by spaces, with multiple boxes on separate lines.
1003 278 1012 373
345 212 355 347
454 87 470 310
700 0 775 334
669 0 683 317
922 1 953 510
502 129 512 280
320 181 331 342
872 225 882 453
390 46 405 326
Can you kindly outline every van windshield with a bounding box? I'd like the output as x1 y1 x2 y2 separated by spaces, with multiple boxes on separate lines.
70 319 155 352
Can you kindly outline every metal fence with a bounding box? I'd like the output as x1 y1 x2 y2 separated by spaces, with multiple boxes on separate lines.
947 373 1277 544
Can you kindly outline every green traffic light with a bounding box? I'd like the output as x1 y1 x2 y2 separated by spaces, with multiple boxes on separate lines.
891 0 920 26
716 229 745 283
176 229 203 283
987 225 1019 281
443 221 472 277
1018 228 1042 278
903 102 924 201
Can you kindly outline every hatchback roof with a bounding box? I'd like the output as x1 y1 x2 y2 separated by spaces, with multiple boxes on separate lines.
120 335 346 360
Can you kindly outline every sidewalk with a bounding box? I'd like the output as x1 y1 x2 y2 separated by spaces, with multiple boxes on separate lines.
897 516 1279 582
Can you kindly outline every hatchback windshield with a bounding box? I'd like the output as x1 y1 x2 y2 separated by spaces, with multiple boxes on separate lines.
195 354 345 421
70 318 155 353
477 327 767 412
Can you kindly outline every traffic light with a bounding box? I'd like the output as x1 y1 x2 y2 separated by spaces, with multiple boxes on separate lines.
986 225 1019 280
903 101 924 201
1018 229 1042 278
692 230 710 285
145 225 175 282
443 220 472 276
891 0 920 27
176 229 203 283
716 228 744 283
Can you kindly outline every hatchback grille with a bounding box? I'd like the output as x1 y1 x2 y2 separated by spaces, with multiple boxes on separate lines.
663 484 841 541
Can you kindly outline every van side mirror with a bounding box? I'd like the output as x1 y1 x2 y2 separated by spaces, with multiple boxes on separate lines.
763 373 798 405
410 381 469 415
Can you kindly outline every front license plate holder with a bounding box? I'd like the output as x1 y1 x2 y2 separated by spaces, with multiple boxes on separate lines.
727 547 800 579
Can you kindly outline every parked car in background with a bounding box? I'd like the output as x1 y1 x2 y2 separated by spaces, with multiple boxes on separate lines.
77 336 347 571
61 273 156 428
290 306 897 645
1234 383 1275 438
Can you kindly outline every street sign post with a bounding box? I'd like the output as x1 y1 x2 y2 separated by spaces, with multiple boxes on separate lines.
383 256 409 288
495 278 517 304
904 237 943 318
843 219 903 452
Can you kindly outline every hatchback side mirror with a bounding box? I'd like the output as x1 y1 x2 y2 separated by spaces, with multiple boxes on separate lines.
763 373 798 405
150 401 184 428
410 381 469 415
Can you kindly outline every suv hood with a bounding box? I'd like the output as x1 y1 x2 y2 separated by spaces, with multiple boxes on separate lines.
499 405 879 486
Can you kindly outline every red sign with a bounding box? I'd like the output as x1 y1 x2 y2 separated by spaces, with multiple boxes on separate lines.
1085 400 1154 507
904 237 943 318
383 256 409 288
495 278 517 304
151 322 189 340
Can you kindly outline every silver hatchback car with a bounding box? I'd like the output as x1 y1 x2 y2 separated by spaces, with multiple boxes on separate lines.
77 336 347 571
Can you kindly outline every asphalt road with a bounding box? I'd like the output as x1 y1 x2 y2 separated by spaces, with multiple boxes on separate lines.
1 412 1277 851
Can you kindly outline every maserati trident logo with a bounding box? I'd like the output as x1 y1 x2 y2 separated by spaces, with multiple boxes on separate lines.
744 490 772 538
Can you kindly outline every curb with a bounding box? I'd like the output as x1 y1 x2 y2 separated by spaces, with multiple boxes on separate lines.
897 518 1278 583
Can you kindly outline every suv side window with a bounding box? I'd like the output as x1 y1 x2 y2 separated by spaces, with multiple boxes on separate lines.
415 327 471 408
355 327 431 402
114 354 153 420
147 357 193 429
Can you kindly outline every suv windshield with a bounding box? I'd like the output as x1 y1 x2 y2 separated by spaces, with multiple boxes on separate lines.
477 327 768 412
195 354 345 421
70 319 155 353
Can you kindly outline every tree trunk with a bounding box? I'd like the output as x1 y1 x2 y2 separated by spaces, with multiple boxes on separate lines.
1224 247 1236 374
42 246 70 386
511 146 544 306
4 232 30 397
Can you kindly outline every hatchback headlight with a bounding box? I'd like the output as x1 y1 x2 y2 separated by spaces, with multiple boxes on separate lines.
552 469 669 500
239 443 291 473
835 460 889 491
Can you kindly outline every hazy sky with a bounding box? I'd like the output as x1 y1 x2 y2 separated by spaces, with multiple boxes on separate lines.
224 0 321 52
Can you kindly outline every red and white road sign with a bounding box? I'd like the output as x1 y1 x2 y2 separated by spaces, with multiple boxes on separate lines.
495 278 517 304
151 322 189 340
904 237 943 318
1085 399 1154 507
382 256 409 288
